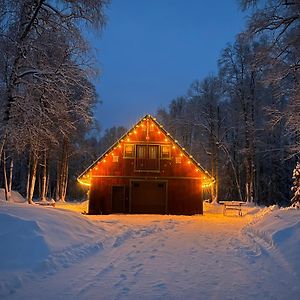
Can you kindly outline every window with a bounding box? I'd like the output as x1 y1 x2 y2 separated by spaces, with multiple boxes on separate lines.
175 156 182 164
137 145 147 158
161 145 171 159
136 144 159 171
124 144 135 158
112 155 119 162
149 145 158 159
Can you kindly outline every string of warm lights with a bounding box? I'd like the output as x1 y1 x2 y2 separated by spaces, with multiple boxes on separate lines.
77 114 215 187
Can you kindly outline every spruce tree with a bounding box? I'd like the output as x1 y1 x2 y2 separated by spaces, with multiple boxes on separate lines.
291 162 300 208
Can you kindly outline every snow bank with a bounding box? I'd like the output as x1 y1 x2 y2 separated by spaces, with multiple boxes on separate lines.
245 206 300 277
1 201 300 299
0 202 104 297
0 189 25 203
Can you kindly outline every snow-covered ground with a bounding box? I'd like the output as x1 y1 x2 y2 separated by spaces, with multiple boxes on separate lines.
1 197 300 299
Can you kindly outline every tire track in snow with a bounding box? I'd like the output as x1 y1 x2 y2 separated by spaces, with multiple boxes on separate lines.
6 215 300 300
68 219 181 299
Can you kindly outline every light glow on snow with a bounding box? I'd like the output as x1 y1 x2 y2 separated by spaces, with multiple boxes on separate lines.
1 196 299 299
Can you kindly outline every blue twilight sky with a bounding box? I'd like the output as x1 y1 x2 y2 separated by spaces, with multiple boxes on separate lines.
91 0 248 131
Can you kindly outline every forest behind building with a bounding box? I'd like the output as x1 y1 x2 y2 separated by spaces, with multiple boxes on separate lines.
0 0 299 206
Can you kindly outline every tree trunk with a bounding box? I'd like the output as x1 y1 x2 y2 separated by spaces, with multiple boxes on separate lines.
9 158 13 193
59 140 69 202
245 71 256 203
26 155 31 200
46 164 50 199
0 137 6 176
27 151 38 204
55 140 69 202
62 163 68 201
3 151 10 201
40 151 47 201
55 158 61 201
221 144 243 201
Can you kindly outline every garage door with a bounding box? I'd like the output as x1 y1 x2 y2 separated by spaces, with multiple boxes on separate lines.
130 181 167 214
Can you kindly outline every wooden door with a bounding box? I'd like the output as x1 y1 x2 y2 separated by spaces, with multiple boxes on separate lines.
112 186 125 213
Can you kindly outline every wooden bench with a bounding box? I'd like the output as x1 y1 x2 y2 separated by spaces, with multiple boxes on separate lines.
35 201 56 207
219 201 246 216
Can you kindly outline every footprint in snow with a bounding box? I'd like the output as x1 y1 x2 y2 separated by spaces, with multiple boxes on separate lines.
153 281 167 290
131 263 143 277
96 263 114 277
114 274 127 288
126 256 135 262
131 263 143 270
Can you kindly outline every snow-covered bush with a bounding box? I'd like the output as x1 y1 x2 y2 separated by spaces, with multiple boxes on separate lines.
291 162 300 208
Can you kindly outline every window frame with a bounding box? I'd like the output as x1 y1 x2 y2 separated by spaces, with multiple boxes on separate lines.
135 144 160 172
161 145 171 159
124 144 135 158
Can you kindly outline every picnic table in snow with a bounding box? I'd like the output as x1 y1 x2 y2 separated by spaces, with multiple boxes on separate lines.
219 201 246 216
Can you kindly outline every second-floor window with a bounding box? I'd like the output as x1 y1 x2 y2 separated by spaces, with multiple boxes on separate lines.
124 144 135 158
161 145 171 159
136 145 159 171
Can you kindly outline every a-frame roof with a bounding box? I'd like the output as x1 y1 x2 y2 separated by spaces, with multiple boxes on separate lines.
77 114 214 185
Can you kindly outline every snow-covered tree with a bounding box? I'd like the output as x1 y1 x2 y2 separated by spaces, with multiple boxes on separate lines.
0 0 109 202
240 0 300 155
291 162 300 208
219 35 262 203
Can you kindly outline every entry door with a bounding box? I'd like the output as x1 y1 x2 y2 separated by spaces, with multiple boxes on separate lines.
131 181 167 214
112 186 125 213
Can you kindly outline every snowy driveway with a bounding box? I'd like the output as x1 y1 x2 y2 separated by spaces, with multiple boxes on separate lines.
5 213 300 300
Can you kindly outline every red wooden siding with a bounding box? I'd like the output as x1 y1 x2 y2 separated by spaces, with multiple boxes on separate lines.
78 115 213 215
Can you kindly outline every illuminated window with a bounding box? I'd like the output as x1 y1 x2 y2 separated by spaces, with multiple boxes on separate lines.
137 145 147 158
112 155 119 162
124 144 135 158
149 145 158 159
136 145 159 171
161 145 171 159
175 156 182 164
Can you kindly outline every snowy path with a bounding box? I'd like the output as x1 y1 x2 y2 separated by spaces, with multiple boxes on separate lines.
5 214 300 300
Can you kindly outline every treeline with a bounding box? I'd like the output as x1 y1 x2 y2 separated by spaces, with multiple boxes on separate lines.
157 0 299 205
0 0 110 203
1 1 299 206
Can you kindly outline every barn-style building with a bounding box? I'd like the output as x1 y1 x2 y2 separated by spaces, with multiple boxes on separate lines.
78 114 214 215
